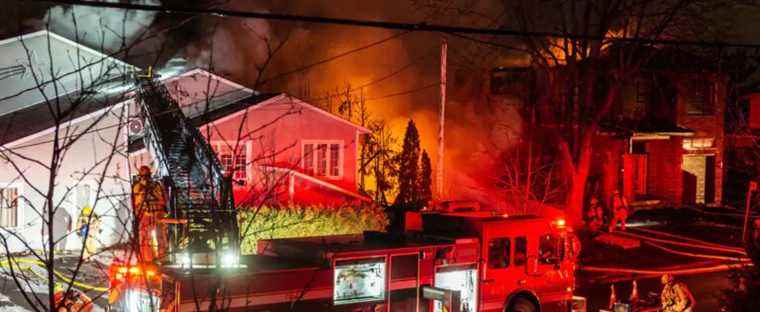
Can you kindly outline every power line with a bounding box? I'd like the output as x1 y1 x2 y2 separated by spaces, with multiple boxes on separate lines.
365 82 439 102
34 0 760 49
260 31 410 85
306 51 433 104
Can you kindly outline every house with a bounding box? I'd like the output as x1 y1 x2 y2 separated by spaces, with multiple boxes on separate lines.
490 50 726 210
127 68 372 207
0 30 371 253
724 92 760 205
0 30 134 252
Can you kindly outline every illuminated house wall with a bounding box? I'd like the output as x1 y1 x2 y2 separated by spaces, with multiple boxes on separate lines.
0 31 134 252
128 69 371 206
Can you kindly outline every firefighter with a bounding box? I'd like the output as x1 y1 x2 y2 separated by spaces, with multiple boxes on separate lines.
586 196 604 232
608 190 629 232
660 273 695 312
132 166 167 263
76 206 100 260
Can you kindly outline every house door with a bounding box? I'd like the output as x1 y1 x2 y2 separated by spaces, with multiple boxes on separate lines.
682 155 713 205
623 154 647 201
705 155 715 203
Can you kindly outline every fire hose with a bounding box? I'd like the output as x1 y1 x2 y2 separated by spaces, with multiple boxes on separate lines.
631 227 738 249
0 257 109 292
581 262 752 276
614 230 746 255
643 240 750 262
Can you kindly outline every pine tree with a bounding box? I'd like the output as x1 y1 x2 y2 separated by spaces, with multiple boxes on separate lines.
394 120 421 211
418 150 433 208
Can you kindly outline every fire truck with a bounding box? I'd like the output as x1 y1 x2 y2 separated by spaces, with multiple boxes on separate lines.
110 74 580 312
112 211 579 311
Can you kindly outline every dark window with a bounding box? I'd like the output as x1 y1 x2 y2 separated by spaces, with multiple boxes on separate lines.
317 144 327 176
514 236 527 266
391 254 418 280
303 144 314 174
330 144 340 177
539 235 560 265
488 238 511 269
685 78 714 115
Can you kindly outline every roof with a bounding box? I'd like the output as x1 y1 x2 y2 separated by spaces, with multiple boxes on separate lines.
0 85 134 146
127 92 280 152
128 92 372 152
0 30 134 117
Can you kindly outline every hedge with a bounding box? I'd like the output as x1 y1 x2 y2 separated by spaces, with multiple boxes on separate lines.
237 204 389 255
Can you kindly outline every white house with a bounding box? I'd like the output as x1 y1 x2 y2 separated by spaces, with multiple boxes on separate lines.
0 30 134 253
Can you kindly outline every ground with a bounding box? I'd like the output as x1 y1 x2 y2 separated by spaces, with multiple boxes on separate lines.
0 252 112 311
576 207 750 311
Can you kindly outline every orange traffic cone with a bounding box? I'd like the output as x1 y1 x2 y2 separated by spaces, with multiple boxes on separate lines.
609 284 617 309
629 280 639 303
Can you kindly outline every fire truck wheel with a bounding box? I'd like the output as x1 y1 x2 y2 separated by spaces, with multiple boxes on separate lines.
507 297 537 312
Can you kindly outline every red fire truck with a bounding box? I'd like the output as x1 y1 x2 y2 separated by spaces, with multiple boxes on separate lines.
112 210 579 312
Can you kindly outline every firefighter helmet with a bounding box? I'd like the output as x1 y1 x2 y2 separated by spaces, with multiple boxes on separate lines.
138 166 152 177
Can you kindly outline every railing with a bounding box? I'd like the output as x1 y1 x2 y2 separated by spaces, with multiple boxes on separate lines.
135 77 239 265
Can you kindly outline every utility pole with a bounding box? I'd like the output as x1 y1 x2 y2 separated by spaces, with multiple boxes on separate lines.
437 39 447 198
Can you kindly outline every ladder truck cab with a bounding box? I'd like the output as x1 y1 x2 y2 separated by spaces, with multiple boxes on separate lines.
420 211 578 312
156 210 578 312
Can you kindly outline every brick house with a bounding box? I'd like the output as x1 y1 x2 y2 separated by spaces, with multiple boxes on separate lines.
490 52 726 210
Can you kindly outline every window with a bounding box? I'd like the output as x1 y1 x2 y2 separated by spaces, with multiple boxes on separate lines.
213 142 248 185
0 187 18 228
683 138 714 151
334 258 386 305
685 78 714 115
514 236 527 266
488 238 511 269
302 141 343 179
539 235 561 265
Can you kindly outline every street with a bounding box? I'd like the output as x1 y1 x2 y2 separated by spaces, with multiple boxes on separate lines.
576 209 751 312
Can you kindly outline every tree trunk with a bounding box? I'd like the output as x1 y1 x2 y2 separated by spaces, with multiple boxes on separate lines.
566 132 594 226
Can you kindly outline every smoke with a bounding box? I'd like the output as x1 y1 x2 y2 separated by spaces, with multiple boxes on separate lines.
42 0 160 53
179 2 273 83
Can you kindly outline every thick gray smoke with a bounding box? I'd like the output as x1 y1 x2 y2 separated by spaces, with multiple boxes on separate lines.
43 0 160 52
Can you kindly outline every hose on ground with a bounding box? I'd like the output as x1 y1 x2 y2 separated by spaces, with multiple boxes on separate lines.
581 262 752 276
644 240 750 262
0 257 109 292
631 227 738 249
615 231 746 255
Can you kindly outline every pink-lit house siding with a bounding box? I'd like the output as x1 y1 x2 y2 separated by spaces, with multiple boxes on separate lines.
130 90 371 206
199 94 369 193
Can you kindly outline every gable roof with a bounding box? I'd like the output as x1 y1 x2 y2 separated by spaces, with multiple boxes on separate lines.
127 93 372 153
204 93 372 134
0 30 134 117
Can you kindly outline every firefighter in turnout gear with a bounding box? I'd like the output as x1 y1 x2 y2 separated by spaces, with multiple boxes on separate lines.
133 166 167 263
660 273 695 312
586 196 604 232
76 206 100 261
608 190 629 232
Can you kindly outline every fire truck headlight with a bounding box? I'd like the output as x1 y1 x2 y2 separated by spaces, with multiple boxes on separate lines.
221 251 238 268
553 218 566 228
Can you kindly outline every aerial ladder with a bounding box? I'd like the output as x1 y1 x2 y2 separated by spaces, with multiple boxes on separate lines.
135 73 240 267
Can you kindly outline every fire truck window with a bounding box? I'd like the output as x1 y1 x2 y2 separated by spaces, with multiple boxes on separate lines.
488 238 510 269
514 236 527 266
391 254 418 280
539 235 560 265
